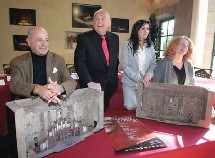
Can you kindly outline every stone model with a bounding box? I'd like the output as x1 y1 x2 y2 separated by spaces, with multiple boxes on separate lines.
136 83 214 128
6 88 104 158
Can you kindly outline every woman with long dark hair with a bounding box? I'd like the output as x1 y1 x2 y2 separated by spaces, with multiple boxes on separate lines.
121 19 156 110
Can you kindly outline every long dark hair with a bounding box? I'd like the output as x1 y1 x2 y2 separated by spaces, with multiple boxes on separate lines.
128 19 152 55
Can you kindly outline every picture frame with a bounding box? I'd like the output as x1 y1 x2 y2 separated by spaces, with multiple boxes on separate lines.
13 35 30 51
9 8 36 26
65 31 81 49
111 18 129 33
72 3 101 28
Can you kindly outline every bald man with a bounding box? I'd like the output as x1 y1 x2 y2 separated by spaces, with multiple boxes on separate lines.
74 9 119 111
10 27 77 103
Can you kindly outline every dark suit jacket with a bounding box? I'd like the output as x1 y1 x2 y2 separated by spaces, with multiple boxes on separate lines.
9 51 77 98
74 30 119 90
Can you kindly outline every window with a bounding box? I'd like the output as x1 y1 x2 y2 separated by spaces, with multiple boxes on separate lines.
158 17 175 58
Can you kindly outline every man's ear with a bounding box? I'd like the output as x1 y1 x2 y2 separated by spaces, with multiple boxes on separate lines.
108 21 111 28
26 38 30 46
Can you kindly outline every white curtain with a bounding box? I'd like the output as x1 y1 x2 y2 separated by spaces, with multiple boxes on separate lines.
190 0 208 67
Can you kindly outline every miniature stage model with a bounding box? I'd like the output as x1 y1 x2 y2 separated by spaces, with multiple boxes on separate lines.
136 83 214 128
7 88 104 158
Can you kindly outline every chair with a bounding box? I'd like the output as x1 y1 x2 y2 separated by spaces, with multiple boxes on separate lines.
3 64 11 74
66 64 76 73
194 67 212 79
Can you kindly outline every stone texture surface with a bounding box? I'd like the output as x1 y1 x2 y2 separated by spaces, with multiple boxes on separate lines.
6 88 104 158
136 83 214 128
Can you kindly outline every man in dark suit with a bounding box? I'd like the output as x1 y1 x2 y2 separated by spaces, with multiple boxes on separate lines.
10 27 77 103
74 9 119 111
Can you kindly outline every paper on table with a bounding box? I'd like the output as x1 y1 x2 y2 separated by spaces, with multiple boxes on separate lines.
7 75 11 81
0 79 5 85
71 73 79 80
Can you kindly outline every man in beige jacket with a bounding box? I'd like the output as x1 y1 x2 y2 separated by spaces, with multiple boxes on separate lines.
9 27 77 103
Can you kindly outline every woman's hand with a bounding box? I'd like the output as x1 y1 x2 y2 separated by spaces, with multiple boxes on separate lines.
140 75 151 87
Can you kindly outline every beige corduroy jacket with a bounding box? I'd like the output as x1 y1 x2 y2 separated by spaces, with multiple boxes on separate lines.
9 51 77 99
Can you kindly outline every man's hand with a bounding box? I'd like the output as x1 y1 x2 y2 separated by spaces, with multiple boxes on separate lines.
33 85 56 102
48 95 61 104
33 77 65 104
87 82 101 90
47 77 64 95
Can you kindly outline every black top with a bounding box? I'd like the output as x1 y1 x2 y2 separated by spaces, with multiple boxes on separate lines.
31 52 47 85
173 64 186 85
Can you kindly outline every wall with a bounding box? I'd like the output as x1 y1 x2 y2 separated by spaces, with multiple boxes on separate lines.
189 0 215 73
152 0 193 37
174 0 193 37
204 0 215 70
0 0 152 73
0 0 214 73
152 0 215 71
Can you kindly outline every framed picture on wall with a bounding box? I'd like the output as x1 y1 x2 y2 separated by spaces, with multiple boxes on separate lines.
9 8 36 26
65 31 81 49
13 35 30 51
111 18 129 33
72 3 101 28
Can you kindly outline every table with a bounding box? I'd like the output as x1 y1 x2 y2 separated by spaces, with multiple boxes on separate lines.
0 76 11 135
45 107 215 158
3 74 215 157
45 74 215 158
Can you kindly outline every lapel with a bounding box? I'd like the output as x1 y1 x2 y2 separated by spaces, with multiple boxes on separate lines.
46 52 54 81
183 62 189 85
133 47 139 65
106 32 113 67
26 52 34 82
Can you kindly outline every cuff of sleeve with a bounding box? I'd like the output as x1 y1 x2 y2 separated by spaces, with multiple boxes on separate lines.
61 86 66 95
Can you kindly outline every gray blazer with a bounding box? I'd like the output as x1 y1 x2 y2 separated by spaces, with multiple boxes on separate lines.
9 52 77 98
121 41 156 87
152 57 195 85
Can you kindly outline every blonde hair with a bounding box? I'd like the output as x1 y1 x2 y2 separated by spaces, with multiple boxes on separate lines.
164 36 194 61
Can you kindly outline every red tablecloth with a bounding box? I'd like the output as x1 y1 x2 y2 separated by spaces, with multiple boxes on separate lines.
45 74 215 158
45 108 215 158
3 73 215 157
0 76 11 135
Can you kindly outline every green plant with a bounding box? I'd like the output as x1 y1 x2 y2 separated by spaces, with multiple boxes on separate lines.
149 13 160 57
